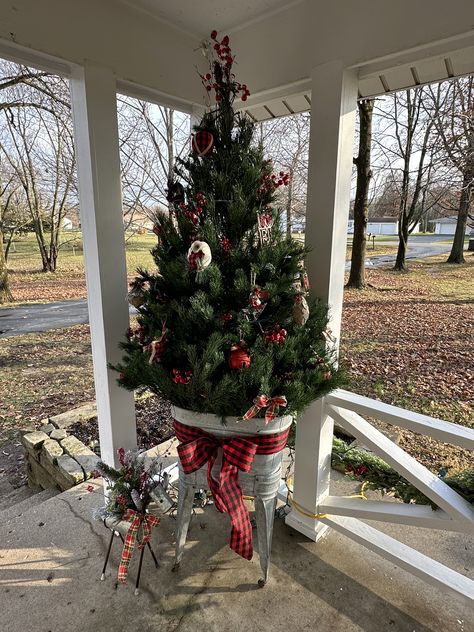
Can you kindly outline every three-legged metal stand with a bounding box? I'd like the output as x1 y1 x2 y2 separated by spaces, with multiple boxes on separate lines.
174 452 283 586
101 520 160 595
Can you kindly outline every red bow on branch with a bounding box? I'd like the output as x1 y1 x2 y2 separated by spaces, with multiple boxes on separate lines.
242 395 288 424
174 420 289 560
118 509 160 583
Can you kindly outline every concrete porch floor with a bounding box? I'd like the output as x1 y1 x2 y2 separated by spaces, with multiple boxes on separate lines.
1 470 472 632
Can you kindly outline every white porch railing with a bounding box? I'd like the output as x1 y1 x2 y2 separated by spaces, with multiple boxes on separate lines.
285 389 474 602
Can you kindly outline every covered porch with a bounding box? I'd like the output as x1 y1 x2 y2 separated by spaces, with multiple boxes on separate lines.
0 0 473 620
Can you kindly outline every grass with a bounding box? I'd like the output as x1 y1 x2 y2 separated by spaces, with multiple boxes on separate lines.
6 231 156 304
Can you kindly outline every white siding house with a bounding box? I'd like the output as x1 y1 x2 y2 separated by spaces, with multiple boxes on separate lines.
434 217 458 235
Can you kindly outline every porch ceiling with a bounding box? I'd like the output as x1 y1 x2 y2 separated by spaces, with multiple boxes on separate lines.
0 0 473 110
240 42 474 122
118 0 299 36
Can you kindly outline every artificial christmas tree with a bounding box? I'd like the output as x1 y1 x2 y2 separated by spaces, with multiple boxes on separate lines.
115 31 343 580
116 31 342 419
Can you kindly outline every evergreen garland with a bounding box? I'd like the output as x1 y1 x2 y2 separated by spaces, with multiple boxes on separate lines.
114 32 345 419
332 437 474 507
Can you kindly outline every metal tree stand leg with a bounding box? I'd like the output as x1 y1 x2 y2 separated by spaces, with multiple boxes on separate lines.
134 546 146 595
255 495 278 587
174 475 195 568
147 541 160 568
100 523 160 591
101 529 116 581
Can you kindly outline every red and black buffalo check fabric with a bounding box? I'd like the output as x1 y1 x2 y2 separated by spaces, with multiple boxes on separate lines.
118 509 160 583
174 419 289 560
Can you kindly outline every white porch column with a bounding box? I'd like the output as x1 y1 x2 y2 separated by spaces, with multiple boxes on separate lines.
70 64 137 467
285 61 358 540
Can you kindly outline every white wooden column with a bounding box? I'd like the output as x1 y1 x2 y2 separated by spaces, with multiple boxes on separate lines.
285 61 358 540
70 64 137 467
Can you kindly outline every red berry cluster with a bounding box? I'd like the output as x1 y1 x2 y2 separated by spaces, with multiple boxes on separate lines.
172 369 192 384
178 202 199 225
221 236 232 253
221 312 233 324
265 325 287 344
195 191 206 208
201 31 250 103
258 171 290 197
346 464 369 476
178 192 206 225
210 31 233 68
188 250 204 270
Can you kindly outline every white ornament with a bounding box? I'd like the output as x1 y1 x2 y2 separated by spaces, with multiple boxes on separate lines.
187 240 212 271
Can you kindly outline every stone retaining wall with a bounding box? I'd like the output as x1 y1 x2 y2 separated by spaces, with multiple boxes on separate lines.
21 402 99 491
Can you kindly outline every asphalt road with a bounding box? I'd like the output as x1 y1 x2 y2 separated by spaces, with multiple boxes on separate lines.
0 237 454 338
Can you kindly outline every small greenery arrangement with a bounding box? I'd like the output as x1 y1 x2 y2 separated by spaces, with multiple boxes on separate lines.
332 437 474 507
93 448 165 519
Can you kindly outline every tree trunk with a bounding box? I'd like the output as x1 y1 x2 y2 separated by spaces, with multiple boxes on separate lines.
447 170 472 264
0 230 13 303
394 216 409 270
347 99 374 288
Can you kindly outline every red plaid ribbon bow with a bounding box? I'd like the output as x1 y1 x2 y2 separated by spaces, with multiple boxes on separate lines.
242 395 287 424
174 420 289 560
118 509 160 583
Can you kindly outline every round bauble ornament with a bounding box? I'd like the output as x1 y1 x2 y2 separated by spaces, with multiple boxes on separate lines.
293 294 309 325
192 130 214 157
228 342 251 370
188 240 212 271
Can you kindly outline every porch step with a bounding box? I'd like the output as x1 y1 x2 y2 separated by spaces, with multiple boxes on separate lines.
0 486 59 523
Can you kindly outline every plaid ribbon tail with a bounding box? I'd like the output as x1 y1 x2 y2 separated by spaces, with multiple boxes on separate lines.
117 510 159 583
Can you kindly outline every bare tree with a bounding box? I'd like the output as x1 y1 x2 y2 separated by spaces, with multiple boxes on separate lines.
117 96 190 232
261 113 309 235
347 99 374 288
374 87 442 270
428 77 474 263
0 78 76 272
0 172 17 302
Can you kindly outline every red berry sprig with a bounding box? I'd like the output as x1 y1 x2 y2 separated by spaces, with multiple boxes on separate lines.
265 325 287 344
200 31 251 103
172 369 192 385
221 236 232 253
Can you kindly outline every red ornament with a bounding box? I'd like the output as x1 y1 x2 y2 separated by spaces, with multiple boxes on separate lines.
172 369 192 384
153 224 163 237
192 130 214 157
228 343 251 370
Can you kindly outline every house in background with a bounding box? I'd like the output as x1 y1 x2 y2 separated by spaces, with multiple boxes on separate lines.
347 217 420 235
434 216 458 235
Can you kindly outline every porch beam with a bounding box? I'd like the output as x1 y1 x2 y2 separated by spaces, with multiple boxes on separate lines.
70 63 137 467
285 62 358 540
